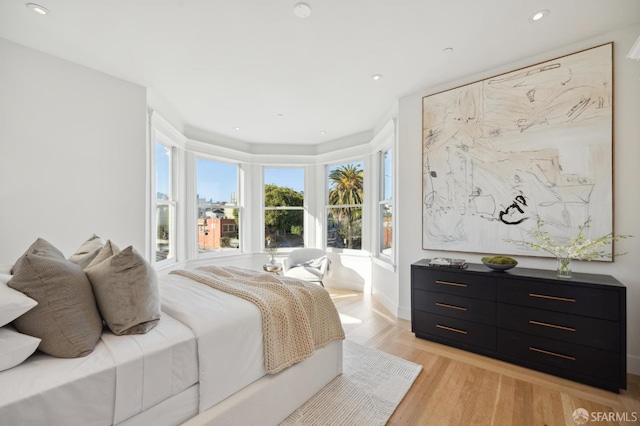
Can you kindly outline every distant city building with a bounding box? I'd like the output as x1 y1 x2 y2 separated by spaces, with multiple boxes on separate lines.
197 217 239 250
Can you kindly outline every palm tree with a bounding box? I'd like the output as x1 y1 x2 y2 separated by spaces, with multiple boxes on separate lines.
328 163 364 249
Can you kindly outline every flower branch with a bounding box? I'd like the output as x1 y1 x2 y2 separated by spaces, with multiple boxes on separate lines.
505 216 632 261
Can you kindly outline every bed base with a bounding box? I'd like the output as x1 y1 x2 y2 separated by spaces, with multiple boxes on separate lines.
183 340 343 426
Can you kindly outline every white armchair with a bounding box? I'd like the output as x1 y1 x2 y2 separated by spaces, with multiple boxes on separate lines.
282 248 329 287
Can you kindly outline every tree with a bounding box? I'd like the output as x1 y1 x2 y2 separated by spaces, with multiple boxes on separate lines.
328 164 364 249
264 184 304 240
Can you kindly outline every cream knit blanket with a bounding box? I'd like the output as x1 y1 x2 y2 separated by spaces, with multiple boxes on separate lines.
170 266 345 374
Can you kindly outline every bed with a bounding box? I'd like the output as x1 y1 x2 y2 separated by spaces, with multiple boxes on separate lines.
0 249 344 426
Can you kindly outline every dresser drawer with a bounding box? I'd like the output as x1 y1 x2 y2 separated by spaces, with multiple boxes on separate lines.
413 311 496 351
497 304 619 351
412 268 496 300
497 279 619 320
414 290 496 325
497 329 619 383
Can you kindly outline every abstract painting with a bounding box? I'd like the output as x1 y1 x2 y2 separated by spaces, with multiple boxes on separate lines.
422 43 613 258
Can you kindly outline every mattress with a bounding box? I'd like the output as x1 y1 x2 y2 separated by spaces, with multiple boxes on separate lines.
0 313 198 426
159 273 266 412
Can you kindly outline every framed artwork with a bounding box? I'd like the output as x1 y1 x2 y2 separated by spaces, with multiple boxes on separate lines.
422 43 613 259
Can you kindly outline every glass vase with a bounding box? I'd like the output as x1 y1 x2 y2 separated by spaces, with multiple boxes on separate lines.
556 257 572 278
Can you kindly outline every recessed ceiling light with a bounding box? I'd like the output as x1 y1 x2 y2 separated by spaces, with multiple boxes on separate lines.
294 3 311 18
320 131 326 135
26 3 49 15
371 74 383 81
234 127 240 131
531 9 549 21
443 47 454 54
276 113 284 118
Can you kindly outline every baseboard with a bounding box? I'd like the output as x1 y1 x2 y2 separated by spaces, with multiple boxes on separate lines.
397 306 411 321
371 289 397 317
628 354 640 376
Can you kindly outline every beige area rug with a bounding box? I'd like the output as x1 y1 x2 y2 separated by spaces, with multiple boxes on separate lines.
280 340 422 426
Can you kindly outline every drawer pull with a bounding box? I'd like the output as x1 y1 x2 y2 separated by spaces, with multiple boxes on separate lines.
436 324 468 335
436 302 467 311
529 320 576 332
436 280 467 288
529 293 576 303
529 346 576 361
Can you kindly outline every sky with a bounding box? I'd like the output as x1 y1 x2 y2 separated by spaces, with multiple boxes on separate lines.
264 168 304 193
196 158 239 202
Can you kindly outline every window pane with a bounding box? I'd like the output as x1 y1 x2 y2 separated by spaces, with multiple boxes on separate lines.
328 162 364 205
265 210 304 249
197 159 240 253
380 203 393 256
264 168 304 249
197 209 240 252
156 204 171 262
264 183 304 208
264 168 304 204
327 207 362 249
156 142 171 200
383 149 392 201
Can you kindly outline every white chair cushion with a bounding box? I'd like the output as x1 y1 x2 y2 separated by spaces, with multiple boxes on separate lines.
284 266 324 281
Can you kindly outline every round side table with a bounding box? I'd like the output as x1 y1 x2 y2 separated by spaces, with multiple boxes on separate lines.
263 262 282 274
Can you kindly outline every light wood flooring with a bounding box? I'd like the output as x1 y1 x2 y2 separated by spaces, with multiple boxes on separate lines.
328 287 640 426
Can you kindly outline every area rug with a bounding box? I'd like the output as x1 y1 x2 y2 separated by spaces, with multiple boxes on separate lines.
280 340 422 426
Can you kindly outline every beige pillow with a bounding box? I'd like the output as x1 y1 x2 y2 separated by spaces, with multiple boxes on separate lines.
85 246 160 335
11 238 64 273
69 234 105 269
8 255 103 358
86 240 120 269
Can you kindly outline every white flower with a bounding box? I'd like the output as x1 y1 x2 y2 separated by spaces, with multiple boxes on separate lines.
505 217 631 260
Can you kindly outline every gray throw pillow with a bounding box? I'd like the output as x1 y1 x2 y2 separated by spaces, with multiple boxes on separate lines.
11 238 64 273
68 234 105 269
84 246 160 336
85 240 120 269
8 254 103 358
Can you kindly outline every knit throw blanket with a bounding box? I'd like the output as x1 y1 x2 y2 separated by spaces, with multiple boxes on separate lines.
170 266 345 374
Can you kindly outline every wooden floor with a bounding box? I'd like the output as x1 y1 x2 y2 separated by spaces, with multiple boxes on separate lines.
328 287 640 426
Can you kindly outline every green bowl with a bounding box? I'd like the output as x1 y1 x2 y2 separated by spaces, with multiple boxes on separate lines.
482 261 516 271
481 256 517 271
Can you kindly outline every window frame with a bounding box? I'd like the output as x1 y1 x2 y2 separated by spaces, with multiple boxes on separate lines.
378 148 394 261
262 166 306 252
195 156 242 257
325 160 365 252
151 137 178 267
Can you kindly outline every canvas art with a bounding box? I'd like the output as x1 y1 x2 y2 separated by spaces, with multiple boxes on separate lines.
422 43 613 258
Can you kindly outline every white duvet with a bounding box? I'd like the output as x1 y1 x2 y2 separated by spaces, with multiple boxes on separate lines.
159 273 267 413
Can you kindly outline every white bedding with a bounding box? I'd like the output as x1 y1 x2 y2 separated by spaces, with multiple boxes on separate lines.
0 313 198 426
159 273 267 413
0 270 342 425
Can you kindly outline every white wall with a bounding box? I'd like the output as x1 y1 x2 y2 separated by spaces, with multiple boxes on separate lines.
0 38 147 263
397 24 640 374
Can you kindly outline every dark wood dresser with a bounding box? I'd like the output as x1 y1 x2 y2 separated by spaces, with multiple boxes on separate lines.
411 259 627 392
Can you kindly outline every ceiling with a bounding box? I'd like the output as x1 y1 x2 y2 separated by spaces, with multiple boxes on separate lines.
1 1 639 146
